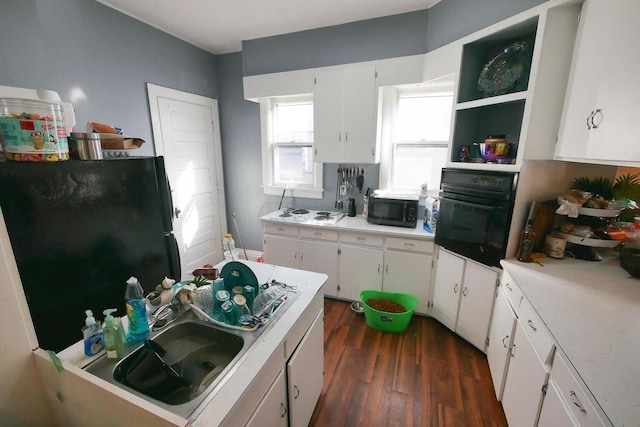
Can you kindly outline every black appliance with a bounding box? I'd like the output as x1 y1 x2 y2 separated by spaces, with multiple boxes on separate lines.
367 194 418 228
435 168 518 267
0 157 181 352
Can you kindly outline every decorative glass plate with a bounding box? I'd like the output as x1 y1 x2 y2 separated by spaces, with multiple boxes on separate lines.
478 41 530 97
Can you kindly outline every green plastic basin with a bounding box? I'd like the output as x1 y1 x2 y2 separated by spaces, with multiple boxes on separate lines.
360 290 418 333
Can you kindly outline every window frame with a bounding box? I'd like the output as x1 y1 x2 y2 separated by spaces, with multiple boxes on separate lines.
260 94 323 199
379 79 455 197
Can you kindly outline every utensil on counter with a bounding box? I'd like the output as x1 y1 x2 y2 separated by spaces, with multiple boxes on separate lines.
277 185 286 210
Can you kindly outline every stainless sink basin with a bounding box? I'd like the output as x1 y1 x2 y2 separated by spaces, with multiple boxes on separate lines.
84 309 266 419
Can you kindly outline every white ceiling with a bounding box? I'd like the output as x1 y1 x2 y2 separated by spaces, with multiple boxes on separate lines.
97 0 442 54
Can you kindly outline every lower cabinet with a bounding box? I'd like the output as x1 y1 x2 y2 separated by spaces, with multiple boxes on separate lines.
287 310 324 427
501 320 550 427
246 370 288 427
486 287 517 401
432 248 499 351
338 233 384 301
537 380 577 427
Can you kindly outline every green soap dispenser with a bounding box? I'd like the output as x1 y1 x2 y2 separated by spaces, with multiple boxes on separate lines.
103 309 124 361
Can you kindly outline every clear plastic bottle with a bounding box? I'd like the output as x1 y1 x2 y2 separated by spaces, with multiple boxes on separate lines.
223 233 235 251
102 309 124 361
124 276 150 342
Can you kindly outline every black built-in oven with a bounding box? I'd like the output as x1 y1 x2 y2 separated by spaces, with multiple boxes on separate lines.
435 168 518 267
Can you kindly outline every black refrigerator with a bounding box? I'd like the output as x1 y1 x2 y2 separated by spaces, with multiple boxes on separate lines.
0 157 181 352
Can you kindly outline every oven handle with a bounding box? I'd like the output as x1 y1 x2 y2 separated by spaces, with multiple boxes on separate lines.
440 192 512 209
440 197 509 210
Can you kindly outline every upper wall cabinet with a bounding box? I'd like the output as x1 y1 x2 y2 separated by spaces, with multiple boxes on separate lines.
314 64 378 163
555 0 640 166
448 2 582 171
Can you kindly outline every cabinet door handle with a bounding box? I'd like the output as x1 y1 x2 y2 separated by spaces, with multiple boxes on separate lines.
454 283 459 293
591 108 602 129
569 391 587 414
527 319 537 332
294 253 297 260
385 264 388 274
338 132 342 142
280 402 287 417
509 343 516 358
294 384 300 399
505 283 513 291
586 110 594 129
300 253 304 262
462 286 469 297
378 264 381 273
345 132 349 142
502 335 509 348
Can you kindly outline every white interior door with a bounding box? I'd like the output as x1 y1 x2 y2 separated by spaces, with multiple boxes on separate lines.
147 84 226 278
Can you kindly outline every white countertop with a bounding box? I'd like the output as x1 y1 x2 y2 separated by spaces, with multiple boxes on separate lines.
502 255 640 427
57 260 327 425
261 210 435 240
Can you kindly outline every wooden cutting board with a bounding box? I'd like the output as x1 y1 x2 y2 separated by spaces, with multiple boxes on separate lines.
531 199 558 252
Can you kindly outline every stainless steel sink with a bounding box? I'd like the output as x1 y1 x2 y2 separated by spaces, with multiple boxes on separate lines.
84 309 269 419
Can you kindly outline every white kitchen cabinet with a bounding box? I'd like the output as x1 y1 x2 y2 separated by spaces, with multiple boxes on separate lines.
246 369 288 427
502 320 550 427
264 234 299 269
383 237 434 315
431 248 498 351
287 310 324 427
264 226 338 296
537 380 578 427
431 249 465 332
486 288 517 401
555 0 640 165
338 242 384 302
314 64 378 163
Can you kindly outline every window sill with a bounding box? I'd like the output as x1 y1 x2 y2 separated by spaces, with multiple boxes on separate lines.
263 185 324 199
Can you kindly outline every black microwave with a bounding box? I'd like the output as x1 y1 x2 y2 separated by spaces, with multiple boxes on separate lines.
367 195 418 228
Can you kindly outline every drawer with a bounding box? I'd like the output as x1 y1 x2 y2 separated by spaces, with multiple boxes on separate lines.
340 232 383 248
500 270 524 315
300 227 338 241
386 237 434 253
264 222 299 237
551 353 607 427
518 298 555 365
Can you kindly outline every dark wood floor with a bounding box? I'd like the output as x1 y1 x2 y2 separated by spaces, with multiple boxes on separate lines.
309 298 508 427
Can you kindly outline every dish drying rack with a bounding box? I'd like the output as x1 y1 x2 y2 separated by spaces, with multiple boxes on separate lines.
189 283 295 331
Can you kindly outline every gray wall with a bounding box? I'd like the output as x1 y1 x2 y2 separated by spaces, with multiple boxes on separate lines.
0 0 218 157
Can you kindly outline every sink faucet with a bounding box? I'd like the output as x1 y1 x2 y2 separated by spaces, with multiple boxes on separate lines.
149 302 182 330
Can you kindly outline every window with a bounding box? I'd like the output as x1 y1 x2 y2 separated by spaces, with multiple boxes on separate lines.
380 79 454 196
260 95 323 198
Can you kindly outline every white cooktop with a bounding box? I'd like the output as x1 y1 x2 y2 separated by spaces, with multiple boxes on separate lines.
263 209 346 225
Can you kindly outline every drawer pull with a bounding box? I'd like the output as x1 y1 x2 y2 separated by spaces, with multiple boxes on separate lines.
404 242 415 248
527 319 537 332
505 283 513 291
356 236 366 241
278 227 285 232
502 335 509 348
314 232 322 236
570 391 587 414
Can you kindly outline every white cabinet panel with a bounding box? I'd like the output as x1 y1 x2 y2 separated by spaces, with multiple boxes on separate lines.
457 260 499 351
246 370 288 427
556 0 640 164
338 244 383 301
299 239 338 298
264 234 299 269
287 310 324 427
538 380 578 427
502 321 549 427
383 250 432 315
432 249 465 332
486 288 517 401
313 69 343 163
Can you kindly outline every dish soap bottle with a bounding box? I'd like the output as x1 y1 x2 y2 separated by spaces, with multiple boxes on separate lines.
125 276 150 342
82 309 104 357
102 309 124 361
